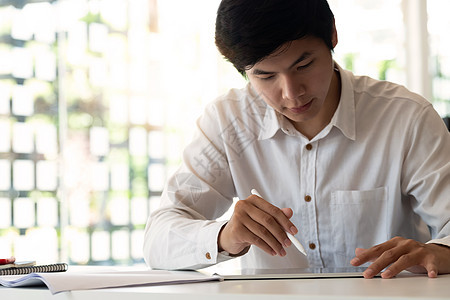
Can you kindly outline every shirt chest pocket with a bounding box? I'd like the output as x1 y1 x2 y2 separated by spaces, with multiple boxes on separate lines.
329 187 388 265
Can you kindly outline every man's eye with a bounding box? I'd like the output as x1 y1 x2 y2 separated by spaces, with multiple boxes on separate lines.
297 60 314 70
259 75 275 81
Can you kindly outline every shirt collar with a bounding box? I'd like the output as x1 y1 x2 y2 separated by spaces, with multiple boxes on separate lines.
257 102 284 140
256 61 356 141
331 63 356 141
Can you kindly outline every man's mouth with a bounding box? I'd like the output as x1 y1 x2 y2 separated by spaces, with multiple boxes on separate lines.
288 99 313 114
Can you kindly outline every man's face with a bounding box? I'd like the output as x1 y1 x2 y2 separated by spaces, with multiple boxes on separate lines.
246 34 339 134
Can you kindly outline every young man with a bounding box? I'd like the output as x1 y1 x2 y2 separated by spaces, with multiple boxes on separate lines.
144 0 450 278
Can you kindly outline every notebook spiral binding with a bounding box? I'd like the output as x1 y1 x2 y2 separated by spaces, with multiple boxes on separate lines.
0 263 68 276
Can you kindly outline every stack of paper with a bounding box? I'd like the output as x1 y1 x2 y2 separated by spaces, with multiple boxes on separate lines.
0 267 222 294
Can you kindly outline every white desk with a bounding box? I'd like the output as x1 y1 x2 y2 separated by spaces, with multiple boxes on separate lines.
1 273 449 300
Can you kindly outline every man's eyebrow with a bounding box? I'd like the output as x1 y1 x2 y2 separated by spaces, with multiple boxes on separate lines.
251 69 274 75
251 52 313 75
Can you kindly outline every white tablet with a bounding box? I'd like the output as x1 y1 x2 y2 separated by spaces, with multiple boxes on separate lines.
212 267 377 280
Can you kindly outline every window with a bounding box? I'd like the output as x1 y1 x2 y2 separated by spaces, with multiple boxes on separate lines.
428 0 450 115
0 0 448 266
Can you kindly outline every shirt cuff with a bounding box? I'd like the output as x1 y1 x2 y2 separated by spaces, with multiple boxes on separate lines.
197 220 232 265
426 235 450 248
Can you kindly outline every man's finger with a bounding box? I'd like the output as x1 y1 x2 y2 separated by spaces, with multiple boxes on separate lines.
379 253 415 278
281 207 293 218
242 214 287 256
229 199 288 256
239 225 278 256
351 237 405 266
245 204 291 250
249 194 298 235
427 269 438 278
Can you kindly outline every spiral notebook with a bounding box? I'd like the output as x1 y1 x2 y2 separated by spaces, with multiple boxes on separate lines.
0 263 68 276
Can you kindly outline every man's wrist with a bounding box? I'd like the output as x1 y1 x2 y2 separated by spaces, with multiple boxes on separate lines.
429 242 450 250
219 246 250 257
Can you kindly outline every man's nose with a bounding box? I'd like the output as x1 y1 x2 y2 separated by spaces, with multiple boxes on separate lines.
281 75 305 101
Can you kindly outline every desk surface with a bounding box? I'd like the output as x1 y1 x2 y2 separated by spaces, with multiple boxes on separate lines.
1 272 450 300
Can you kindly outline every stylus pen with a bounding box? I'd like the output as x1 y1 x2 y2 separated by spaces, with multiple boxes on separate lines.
251 188 307 256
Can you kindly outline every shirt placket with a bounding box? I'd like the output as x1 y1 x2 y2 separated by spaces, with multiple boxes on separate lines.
300 140 323 267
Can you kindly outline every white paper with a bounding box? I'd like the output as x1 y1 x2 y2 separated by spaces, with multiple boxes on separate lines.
0 268 221 294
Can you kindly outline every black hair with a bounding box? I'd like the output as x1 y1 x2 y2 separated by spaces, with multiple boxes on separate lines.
215 0 335 76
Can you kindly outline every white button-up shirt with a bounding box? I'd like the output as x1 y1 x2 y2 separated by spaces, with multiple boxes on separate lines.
144 64 450 270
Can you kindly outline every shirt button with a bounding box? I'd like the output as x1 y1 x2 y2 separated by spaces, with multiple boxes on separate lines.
205 252 211 260
304 195 312 202
309 243 316 250
305 144 313 151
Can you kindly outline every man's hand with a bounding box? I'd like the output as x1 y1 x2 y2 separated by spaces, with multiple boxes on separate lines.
350 236 450 279
218 194 298 257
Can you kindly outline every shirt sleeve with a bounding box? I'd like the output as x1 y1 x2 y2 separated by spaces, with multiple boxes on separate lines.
402 104 450 241
143 103 238 270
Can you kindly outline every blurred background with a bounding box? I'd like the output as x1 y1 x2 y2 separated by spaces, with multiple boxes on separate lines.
0 0 449 266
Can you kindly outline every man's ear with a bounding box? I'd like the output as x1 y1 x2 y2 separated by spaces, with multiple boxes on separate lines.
331 18 338 49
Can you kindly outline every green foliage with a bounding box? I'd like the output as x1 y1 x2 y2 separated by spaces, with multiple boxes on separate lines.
378 59 395 81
